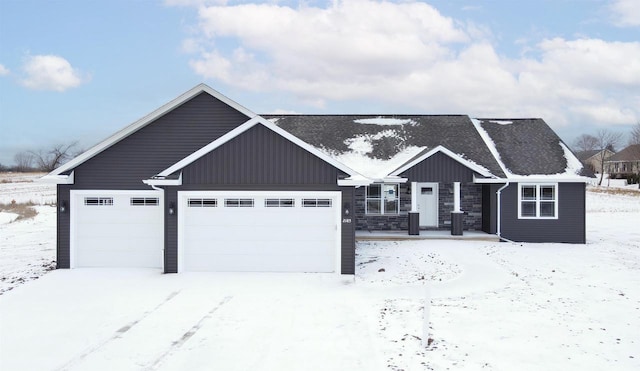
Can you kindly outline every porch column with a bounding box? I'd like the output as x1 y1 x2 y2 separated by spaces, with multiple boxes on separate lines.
451 182 463 236
453 182 461 212
408 181 419 235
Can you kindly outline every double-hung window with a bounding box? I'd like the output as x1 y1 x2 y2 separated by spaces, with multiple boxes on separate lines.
366 184 399 215
518 184 558 219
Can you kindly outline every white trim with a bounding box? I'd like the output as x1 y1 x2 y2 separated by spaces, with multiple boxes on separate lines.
47 84 257 177
337 178 372 186
517 183 559 220
69 189 164 270
39 171 74 184
453 182 461 213
156 116 365 181
496 182 510 239
410 181 418 212
390 145 494 178
177 190 342 274
143 173 183 186
473 175 590 184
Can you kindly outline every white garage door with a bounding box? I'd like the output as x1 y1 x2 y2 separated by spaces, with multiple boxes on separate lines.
179 191 341 272
71 190 164 268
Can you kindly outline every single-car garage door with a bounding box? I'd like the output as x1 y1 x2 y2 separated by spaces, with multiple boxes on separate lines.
179 191 341 272
71 190 164 268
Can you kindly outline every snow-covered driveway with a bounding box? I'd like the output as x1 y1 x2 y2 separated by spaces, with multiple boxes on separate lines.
0 270 383 371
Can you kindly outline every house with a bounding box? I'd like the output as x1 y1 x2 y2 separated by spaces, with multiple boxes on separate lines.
605 144 640 180
42 84 590 275
575 149 614 174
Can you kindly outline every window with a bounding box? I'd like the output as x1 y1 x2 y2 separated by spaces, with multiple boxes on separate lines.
302 198 332 207
84 197 113 206
518 184 557 219
265 198 295 207
188 198 217 207
130 197 159 206
366 184 399 215
225 198 254 207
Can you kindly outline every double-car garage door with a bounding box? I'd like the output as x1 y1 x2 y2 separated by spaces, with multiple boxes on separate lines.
71 190 340 272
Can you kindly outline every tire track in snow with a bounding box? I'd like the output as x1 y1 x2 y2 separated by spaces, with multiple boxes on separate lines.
145 295 233 371
55 290 181 371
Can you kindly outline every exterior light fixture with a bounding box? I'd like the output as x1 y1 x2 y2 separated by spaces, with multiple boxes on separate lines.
168 202 175 215
59 201 67 213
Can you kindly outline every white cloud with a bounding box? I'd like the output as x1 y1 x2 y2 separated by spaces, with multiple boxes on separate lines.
182 0 640 129
21 55 88 92
609 0 640 27
0 64 9 76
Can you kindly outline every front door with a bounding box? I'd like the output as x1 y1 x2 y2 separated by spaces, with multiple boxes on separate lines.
417 182 438 227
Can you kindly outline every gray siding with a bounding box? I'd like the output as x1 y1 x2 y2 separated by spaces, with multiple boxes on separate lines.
399 152 476 183
57 185 71 268
482 184 499 234
500 182 586 243
70 92 250 189
181 124 341 185
167 123 355 274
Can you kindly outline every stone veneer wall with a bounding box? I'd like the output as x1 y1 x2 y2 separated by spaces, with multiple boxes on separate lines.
438 183 483 230
355 182 482 231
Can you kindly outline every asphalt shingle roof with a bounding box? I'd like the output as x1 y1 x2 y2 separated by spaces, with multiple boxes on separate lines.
607 144 640 162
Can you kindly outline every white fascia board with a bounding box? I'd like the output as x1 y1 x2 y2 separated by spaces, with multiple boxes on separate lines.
38 171 74 184
143 173 183 186
390 145 494 178
337 178 373 186
473 175 592 183
158 116 366 180
47 84 257 177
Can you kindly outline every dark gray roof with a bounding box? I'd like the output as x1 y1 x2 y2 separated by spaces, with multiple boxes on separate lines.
263 114 506 178
607 144 640 162
477 118 573 176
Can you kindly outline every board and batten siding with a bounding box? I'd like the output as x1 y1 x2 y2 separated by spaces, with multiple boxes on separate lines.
164 123 355 274
399 151 476 183
55 92 250 268
69 92 250 189
181 124 342 185
499 182 586 243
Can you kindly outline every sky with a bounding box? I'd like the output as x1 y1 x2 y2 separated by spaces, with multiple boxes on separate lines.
0 0 639 166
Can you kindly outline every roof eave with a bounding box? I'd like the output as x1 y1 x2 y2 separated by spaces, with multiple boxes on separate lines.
38 171 74 184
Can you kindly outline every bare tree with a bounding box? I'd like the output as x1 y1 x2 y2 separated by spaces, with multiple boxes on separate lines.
572 134 599 152
13 151 34 172
595 129 623 185
30 142 79 172
629 121 640 145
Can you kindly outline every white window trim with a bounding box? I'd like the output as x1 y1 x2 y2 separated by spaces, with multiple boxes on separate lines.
517 183 559 220
365 184 400 215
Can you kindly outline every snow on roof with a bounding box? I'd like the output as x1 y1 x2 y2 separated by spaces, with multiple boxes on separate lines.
470 118 512 176
488 120 513 125
329 145 426 180
353 117 417 126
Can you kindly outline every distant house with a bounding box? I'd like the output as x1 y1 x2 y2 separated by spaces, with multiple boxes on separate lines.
575 149 614 174
605 144 640 180
42 84 591 275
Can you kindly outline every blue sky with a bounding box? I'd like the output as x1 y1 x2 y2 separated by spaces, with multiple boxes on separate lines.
1 0 639 166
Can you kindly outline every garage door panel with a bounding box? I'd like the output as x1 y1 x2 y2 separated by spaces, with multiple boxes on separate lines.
181 191 339 273
73 191 163 269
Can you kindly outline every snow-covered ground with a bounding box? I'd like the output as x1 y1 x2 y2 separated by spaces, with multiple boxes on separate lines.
0 174 639 370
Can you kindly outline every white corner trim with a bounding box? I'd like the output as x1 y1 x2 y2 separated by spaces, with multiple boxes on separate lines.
47 84 257 177
157 116 366 181
390 145 494 178
38 171 74 184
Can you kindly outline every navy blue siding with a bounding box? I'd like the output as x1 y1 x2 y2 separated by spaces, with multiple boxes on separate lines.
71 92 249 189
500 183 586 243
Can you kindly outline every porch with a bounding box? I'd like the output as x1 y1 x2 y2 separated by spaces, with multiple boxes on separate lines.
355 229 500 242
